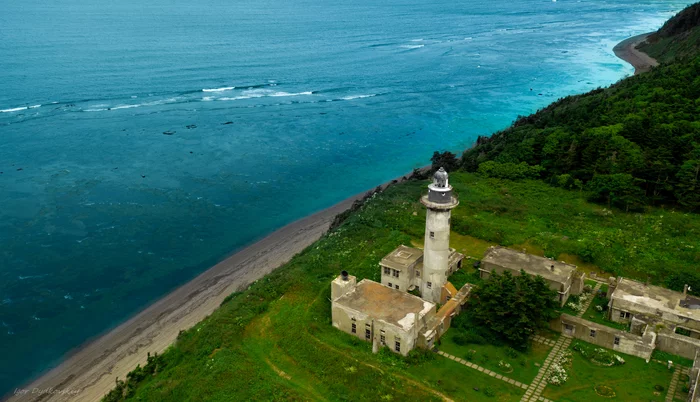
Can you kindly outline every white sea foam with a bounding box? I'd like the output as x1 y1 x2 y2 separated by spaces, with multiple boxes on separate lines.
400 44 425 49
219 89 313 101
340 94 377 100
29 104 41 109
410 38 424 42
111 104 141 110
1 106 28 113
202 86 236 92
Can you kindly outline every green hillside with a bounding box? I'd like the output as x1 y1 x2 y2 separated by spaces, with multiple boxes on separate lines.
462 3 700 211
638 3 700 63
104 174 700 401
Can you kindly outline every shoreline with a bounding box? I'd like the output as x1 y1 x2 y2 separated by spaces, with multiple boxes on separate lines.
613 32 659 74
6 169 425 402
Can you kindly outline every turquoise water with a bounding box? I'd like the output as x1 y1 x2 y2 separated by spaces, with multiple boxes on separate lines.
0 0 688 395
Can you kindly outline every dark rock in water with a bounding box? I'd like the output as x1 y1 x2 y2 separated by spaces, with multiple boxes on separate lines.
141 174 146 178
189 151 193 154
163 130 176 135
16 168 23 171
222 121 233 125
186 124 197 129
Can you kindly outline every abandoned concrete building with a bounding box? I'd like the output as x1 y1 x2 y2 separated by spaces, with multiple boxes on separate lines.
479 246 584 306
330 168 470 355
609 278 700 337
552 277 700 364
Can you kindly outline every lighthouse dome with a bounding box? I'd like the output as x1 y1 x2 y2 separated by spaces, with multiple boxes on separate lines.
433 167 449 188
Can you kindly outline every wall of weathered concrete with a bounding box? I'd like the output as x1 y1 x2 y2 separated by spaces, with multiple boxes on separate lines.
380 262 414 292
656 331 700 360
550 314 654 361
688 351 700 402
422 208 451 303
570 272 585 296
331 302 426 356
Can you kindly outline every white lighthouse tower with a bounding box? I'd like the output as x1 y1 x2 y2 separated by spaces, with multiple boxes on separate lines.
420 167 459 303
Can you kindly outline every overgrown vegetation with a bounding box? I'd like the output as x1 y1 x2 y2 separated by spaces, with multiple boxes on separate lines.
638 3 700 63
461 5 700 211
543 340 675 401
102 172 700 400
468 270 559 348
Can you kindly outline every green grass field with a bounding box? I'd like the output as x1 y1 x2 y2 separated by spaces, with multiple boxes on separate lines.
107 173 700 401
542 340 674 402
439 329 552 384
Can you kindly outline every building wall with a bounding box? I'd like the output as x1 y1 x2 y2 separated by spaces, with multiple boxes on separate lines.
422 209 452 303
550 314 655 361
656 331 700 360
380 262 414 292
330 302 420 356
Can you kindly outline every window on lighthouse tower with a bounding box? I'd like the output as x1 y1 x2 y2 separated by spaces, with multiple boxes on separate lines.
429 231 435 239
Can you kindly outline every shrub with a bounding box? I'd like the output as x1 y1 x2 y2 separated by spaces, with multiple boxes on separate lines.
465 349 476 361
484 387 496 397
505 347 519 359
654 384 665 392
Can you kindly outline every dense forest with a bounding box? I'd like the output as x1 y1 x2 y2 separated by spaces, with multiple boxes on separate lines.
462 3 700 212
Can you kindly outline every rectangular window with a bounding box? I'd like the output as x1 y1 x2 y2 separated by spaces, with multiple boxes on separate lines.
614 336 620 345
427 282 432 289
619 311 625 318
380 330 386 345
429 231 435 239
416 270 420 277
383 267 390 275
395 341 401 352
365 324 371 340
590 329 596 338
388 282 392 288
351 323 356 334
395 285 399 290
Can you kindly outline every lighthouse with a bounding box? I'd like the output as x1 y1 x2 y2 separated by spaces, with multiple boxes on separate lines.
420 167 459 303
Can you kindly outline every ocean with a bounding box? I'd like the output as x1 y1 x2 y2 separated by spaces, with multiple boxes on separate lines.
0 0 689 395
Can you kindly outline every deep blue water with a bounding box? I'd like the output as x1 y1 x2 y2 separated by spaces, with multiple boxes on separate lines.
0 0 689 395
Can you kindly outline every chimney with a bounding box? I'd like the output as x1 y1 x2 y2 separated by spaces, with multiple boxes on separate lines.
341 270 349 281
550 264 555 272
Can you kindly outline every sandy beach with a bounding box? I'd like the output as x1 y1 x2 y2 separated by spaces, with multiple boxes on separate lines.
6 171 421 402
613 32 659 74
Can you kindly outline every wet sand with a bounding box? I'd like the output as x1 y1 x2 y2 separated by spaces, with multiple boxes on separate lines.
613 32 659 74
7 170 423 402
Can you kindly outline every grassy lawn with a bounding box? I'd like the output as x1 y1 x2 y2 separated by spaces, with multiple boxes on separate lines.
439 329 551 384
406 354 525 402
543 341 674 402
